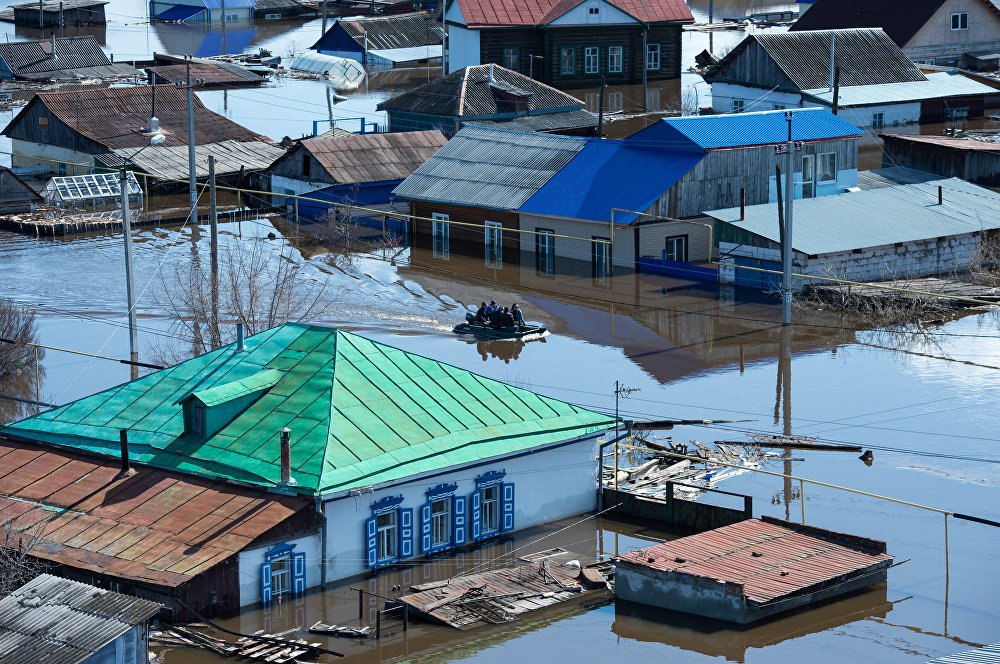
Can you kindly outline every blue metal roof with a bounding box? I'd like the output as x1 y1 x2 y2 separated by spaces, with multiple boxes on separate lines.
519 141 705 223
154 4 205 20
627 108 862 151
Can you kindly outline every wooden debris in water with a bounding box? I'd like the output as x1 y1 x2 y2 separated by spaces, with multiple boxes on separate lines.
149 625 322 662
308 622 373 638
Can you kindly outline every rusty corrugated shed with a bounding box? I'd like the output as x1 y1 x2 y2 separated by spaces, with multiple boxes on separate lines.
146 61 266 86
296 129 447 184
0 36 136 81
21 85 267 149
616 517 892 605
0 439 312 588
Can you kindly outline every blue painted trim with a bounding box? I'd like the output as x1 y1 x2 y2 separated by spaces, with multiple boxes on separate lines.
426 482 459 500
371 494 405 514
265 542 297 561
475 470 506 488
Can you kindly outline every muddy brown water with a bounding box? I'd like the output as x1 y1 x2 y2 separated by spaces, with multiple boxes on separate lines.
0 216 998 662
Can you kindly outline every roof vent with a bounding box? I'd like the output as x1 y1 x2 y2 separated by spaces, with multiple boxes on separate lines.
178 369 282 439
148 117 160 133
488 62 495 83
50 34 57 60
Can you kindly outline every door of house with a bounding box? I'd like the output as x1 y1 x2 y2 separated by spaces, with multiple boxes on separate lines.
485 221 503 267
664 235 688 263
801 155 816 199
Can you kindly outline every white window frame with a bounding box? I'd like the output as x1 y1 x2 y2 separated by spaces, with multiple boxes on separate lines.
801 154 815 198
270 554 291 597
481 485 500 534
376 510 398 563
817 152 837 183
432 212 449 259
646 43 660 71
536 229 555 276
951 12 968 30
559 47 576 75
503 47 519 70
608 45 623 73
872 112 885 129
732 98 745 113
485 220 503 267
664 235 688 262
584 46 600 74
430 498 451 548
592 237 610 282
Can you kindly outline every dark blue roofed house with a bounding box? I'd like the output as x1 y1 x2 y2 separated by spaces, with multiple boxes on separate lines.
151 0 253 23
393 108 862 282
311 12 443 68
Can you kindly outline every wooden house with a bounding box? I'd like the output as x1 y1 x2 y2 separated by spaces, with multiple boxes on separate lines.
704 28 997 128
2 85 267 176
881 133 1000 186
376 64 598 137
0 35 137 81
790 0 1000 69
311 11 442 68
444 0 692 90
0 324 614 606
10 0 107 28
0 166 42 213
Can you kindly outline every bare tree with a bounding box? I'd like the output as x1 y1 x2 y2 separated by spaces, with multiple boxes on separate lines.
317 199 402 265
0 524 44 597
0 299 41 379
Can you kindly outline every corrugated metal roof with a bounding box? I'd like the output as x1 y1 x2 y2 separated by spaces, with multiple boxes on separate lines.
707 177 1000 255
712 28 925 90
454 0 692 27
927 643 1000 664
0 574 160 664
10 0 107 10
857 166 944 189
325 11 442 51
367 45 442 64
0 439 312 587
189 368 283 406
0 36 137 81
2 324 614 495
616 518 892 605
146 60 265 85
393 124 588 209
377 64 585 118
286 129 447 184
882 132 1000 152
101 140 286 180
472 108 598 132
520 140 705 222
802 71 997 107
627 108 861 151
5 86 267 150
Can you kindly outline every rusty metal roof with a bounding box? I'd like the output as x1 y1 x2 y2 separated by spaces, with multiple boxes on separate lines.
616 517 892 605
146 61 266 86
293 129 448 184
453 0 692 27
0 574 160 664
882 132 1000 152
7 85 267 150
0 439 312 588
0 36 137 81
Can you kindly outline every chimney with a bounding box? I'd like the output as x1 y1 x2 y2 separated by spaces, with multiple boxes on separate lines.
118 429 135 478
488 62 495 83
739 187 746 220
828 34 835 91
279 427 296 486
236 322 246 351
938 185 943 205
50 33 57 60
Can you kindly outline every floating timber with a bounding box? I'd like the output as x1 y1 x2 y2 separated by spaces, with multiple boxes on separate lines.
150 626 324 661
806 277 1000 311
399 557 609 630
717 434 863 453
308 622 373 638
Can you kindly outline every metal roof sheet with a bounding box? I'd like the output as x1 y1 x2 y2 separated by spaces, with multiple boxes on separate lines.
707 177 1000 255
927 643 1000 664
2 325 614 496
275 129 447 184
616 518 892 605
0 574 160 664
188 368 283 407
153 4 204 19
881 132 1000 152
377 64 585 118
627 108 861 151
316 11 442 51
471 108 597 132
788 0 961 46
802 71 997 107
393 124 588 209
146 60 265 85
101 140 286 181
0 439 312 587
0 36 137 81
453 0 692 27
519 141 705 222
367 45 442 63
10 0 107 9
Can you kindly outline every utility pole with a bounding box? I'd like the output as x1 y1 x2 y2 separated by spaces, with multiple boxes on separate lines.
209 155 220 349
613 381 639 490
59 1 63 37
775 111 800 326
38 0 42 30
186 59 197 222
221 0 227 54
642 28 648 110
597 76 607 137
119 165 139 380
321 0 327 35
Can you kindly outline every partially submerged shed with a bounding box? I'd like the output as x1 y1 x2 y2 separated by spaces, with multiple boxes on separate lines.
0 166 42 213
312 11 442 67
0 574 161 663
0 35 137 81
881 132 1000 186
615 517 893 624
10 0 107 28
146 60 267 87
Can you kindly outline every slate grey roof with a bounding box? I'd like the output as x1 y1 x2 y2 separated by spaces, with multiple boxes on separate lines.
0 574 160 664
708 177 1000 255
392 124 587 210
709 28 926 90
926 642 1000 664
471 108 598 132
100 140 287 181
857 166 942 189
338 12 442 50
0 36 137 81
377 64 585 118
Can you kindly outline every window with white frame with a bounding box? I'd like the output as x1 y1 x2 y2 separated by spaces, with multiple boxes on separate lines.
430 498 451 548
951 12 968 30
536 229 555 275
584 92 599 113
732 98 745 113
481 485 500 534
646 43 660 70
607 91 623 112
608 46 623 73
471 471 514 542
420 483 465 554
592 237 610 282
485 221 503 267
503 47 519 70
664 235 688 263
377 510 398 562
432 212 449 258
801 154 815 198
817 152 837 182
584 47 599 74
560 47 576 75
270 555 291 596
872 112 885 129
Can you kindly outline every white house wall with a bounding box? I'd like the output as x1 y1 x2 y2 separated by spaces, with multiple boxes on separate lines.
709 83 802 114
11 139 93 175
270 174 327 207
802 100 921 129
447 24 480 72
320 434 602 582
238 532 323 606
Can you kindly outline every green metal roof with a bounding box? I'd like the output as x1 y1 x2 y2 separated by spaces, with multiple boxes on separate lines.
184 368 283 407
2 324 613 496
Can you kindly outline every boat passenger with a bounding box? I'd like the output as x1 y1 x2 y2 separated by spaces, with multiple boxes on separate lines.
494 307 516 329
475 301 489 323
511 304 525 327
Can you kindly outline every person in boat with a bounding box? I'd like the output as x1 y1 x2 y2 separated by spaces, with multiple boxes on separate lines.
475 301 489 324
511 303 525 328
485 300 499 319
493 306 516 329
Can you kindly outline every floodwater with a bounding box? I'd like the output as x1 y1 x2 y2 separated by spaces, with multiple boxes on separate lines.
1 216 999 663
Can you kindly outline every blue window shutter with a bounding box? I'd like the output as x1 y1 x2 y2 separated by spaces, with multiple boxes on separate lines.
471 490 482 541
292 551 306 594
260 560 272 603
502 482 515 532
421 501 433 553
452 495 467 546
400 507 414 559
365 515 378 569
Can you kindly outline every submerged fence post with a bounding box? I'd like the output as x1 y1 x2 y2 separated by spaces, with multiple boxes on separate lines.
33 345 40 409
799 479 806 523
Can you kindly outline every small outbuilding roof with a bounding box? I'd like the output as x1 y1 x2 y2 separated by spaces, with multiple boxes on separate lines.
312 11 442 52
707 176 1000 255
100 140 287 181
0 36 137 81
926 643 1000 664
280 129 447 184
453 0 692 27
377 64 586 118
627 108 861 151
616 517 892 606
472 108 598 133
146 60 266 86
881 133 1000 152
802 71 996 107
0 574 161 664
